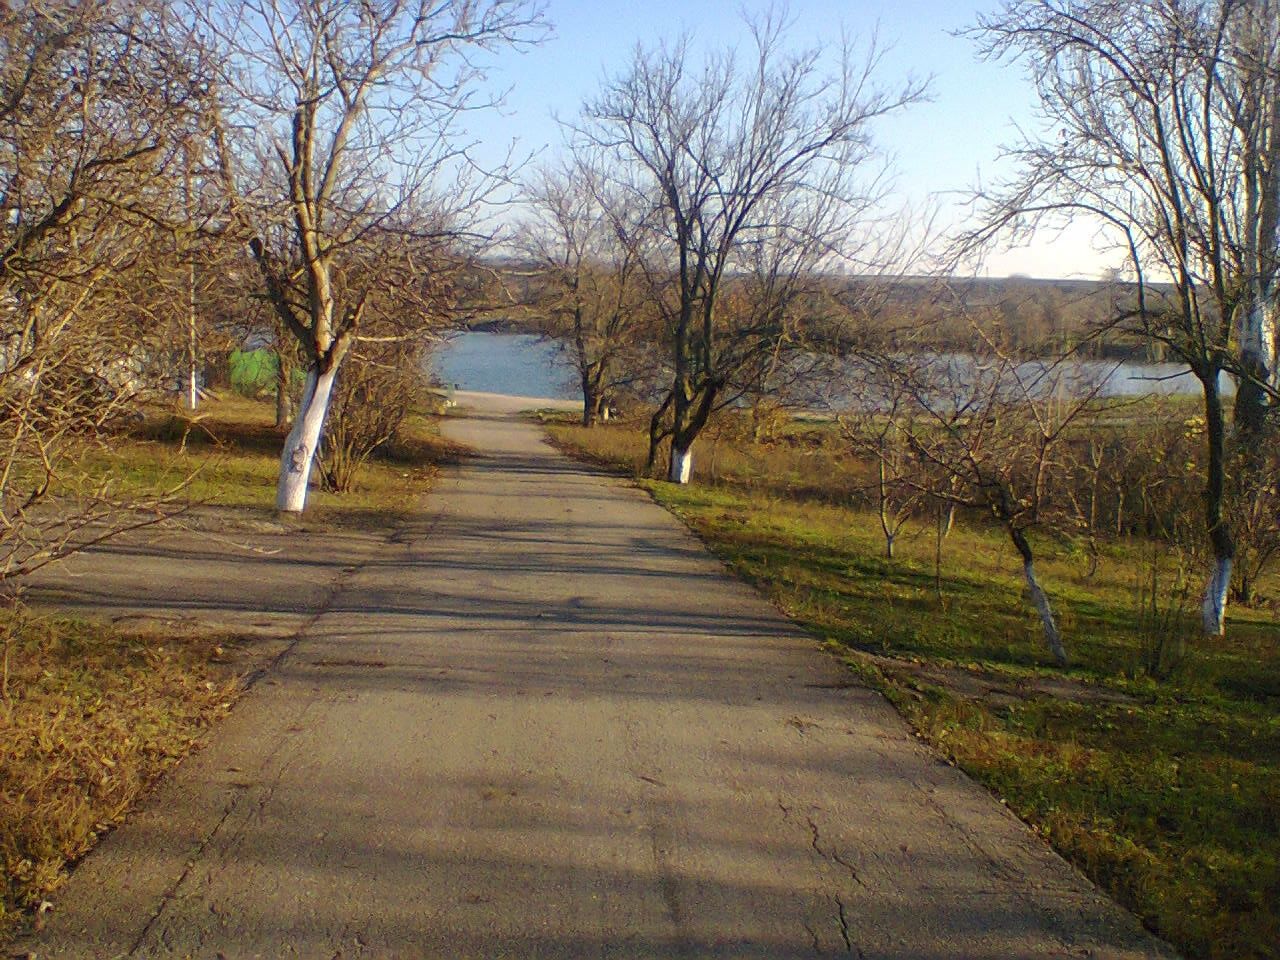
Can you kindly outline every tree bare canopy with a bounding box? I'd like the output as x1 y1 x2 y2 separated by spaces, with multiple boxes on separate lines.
870 326 1116 667
965 0 1280 635
574 10 926 482
519 153 655 426
0 0 210 580
201 0 544 512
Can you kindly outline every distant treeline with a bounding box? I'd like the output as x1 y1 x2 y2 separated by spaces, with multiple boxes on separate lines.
819 275 1166 361
468 260 1164 361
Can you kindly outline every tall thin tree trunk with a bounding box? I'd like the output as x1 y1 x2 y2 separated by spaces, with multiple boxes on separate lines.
275 349 294 430
1201 375 1234 635
277 364 337 513
1203 555 1233 637
581 369 598 427
183 158 199 411
646 392 673 476
934 501 946 601
186 256 198 410
1010 525 1068 667
1223 291 1276 626
878 457 894 558
668 380 692 484
1022 557 1067 667
1234 290 1277 438
941 476 960 539
645 429 662 474
1234 567 1255 607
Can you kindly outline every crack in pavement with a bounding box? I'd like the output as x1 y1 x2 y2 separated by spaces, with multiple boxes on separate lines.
648 820 684 931
807 815 866 888
126 788 242 957
132 701 318 957
781 797 867 957
833 895 863 958
121 539 386 957
803 919 823 955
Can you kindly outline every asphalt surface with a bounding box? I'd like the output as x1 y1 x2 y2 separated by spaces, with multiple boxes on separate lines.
22 394 1176 959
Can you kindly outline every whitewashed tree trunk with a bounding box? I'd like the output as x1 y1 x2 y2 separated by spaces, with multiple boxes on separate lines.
1270 292 1280 380
1023 560 1068 667
276 365 338 513
669 446 693 484
1237 291 1278 432
1201 556 1232 636
1240 296 1277 384
1263 290 1278 392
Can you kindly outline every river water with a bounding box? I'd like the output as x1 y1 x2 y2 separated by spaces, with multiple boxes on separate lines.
430 331 1227 403
430 332 578 400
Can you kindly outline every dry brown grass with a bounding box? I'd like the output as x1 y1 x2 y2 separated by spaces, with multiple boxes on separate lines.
0 610 249 932
541 410 866 503
1 394 460 937
93 394 467 524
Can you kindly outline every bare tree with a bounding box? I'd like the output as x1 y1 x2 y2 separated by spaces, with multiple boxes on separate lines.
965 0 1280 635
520 154 654 426
0 0 210 580
575 11 925 482
834 363 924 560
857 325 1110 668
202 0 542 512
316 235 457 492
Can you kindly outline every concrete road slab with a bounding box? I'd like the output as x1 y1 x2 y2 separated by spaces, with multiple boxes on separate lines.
23 510 392 640
19 399 1176 959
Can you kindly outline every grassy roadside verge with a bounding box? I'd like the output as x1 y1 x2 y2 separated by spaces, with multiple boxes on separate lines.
81 394 465 527
546 417 1280 960
0 612 247 933
2 394 459 936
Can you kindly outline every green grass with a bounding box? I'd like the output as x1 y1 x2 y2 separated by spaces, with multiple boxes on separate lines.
548 416 1280 960
227 348 282 395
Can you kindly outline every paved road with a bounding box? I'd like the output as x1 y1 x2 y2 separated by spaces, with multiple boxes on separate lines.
24 397 1174 959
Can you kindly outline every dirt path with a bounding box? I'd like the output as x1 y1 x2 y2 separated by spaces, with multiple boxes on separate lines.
20 398 1175 958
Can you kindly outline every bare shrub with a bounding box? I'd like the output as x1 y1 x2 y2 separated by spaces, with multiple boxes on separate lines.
835 363 924 560
317 341 425 494
1132 544 1195 680
1229 450 1280 607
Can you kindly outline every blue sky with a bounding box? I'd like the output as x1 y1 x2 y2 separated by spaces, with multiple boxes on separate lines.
463 0 1119 279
